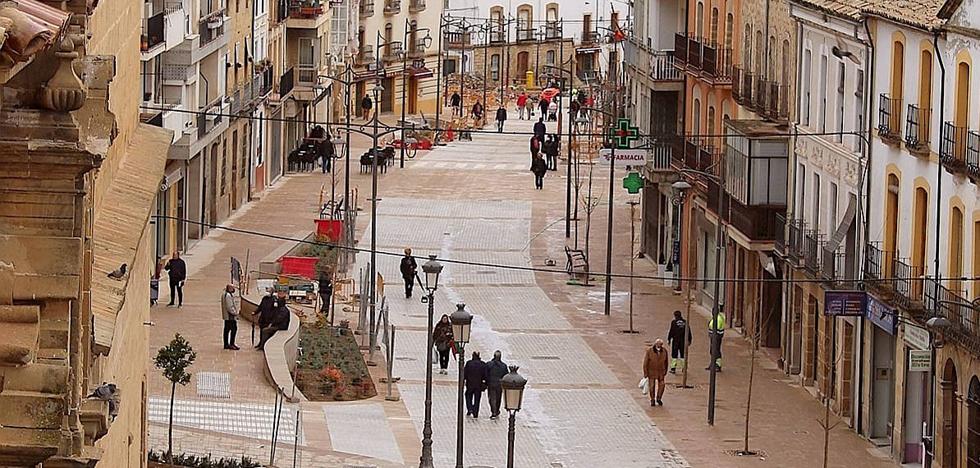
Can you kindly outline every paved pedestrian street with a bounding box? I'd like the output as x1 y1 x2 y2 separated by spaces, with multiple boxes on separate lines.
146 116 901 467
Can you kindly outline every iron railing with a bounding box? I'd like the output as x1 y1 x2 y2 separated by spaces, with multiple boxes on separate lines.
142 12 165 51
359 0 374 16
409 0 425 12
878 94 903 141
516 28 535 42
752 77 768 112
787 218 806 261
288 0 326 19
383 0 400 14
545 21 561 39
892 256 925 308
905 105 931 153
940 122 980 177
279 67 295 97
803 229 822 274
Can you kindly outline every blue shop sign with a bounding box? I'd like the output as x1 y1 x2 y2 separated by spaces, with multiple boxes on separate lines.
866 294 897 335
824 290 867 316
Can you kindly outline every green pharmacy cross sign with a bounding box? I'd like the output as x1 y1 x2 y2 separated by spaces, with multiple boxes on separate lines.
623 172 644 194
609 118 640 149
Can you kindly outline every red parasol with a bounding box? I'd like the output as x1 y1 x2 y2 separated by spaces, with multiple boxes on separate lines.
540 88 560 102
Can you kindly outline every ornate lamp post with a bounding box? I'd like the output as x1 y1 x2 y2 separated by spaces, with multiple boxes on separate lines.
501 365 528 468
671 180 693 388
417 255 443 468
450 303 473 468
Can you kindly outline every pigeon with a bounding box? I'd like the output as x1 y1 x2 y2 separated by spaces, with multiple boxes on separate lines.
107 263 127 279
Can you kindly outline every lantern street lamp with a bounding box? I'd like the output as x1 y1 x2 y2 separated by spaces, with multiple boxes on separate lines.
450 303 473 468
670 180 694 389
501 365 527 468
417 255 443 468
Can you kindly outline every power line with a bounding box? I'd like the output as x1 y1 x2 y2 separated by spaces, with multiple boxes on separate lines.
152 215 967 286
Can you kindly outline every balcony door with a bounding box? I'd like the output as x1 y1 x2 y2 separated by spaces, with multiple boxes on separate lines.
517 51 529 77
298 37 317 85
408 77 418 114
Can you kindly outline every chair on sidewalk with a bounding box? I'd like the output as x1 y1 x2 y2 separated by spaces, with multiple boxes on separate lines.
564 246 588 278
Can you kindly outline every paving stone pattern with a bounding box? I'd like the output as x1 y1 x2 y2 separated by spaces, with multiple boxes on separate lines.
148 397 302 444
323 403 404 463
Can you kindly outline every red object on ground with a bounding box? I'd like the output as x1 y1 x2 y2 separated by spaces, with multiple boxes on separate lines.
315 219 343 241
280 256 318 279
417 139 432 150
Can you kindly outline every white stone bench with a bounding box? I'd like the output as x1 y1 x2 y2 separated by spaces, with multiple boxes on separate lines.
241 296 305 403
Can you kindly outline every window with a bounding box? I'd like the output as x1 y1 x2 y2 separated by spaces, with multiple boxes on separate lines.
819 54 828 133
696 2 704 38
975 221 980 298
837 62 845 143
755 30 763 75
725 13 733 49
955 61 970 128
803 49 812 125
707 106 716 147
781 39 791 84
517 5 532 34
950 206 964 290
797 163 806 219
968 377 980 468
891 40 905 103
920 49 933 112
220 140 227 196
692 98 701 136
885 175 899 262
812 173 821 231
546 3 558 22
710 8 719 43
855 70 865 152
743 25 752 69
829 182 838 226
490 54 500 80
546 50 556 65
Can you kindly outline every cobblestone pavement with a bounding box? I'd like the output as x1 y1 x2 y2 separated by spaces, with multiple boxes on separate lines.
148 111 900 467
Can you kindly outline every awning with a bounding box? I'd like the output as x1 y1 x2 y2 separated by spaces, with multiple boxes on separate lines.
824 196 857 253
91 124 172 353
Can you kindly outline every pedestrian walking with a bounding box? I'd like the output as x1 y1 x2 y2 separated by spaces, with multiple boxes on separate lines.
544 134 560 171
570 99 581 121
667 310 693 373
361 94 373 120
464 351 488 418
450 91 462 116
538 97 549 118
495 106 507 132
485 350 509 419
525 95 535 118
399 248 418 298
516 92 528 119
164 251 186 307
257 292 290 350
707 312 726 371
471 101 484 121
221 284 240 350
433 314 454 374
548 99 558 121
531 154 548 190
533 117 546 141
529 135 541 162
643 339 670 406
318 271 333 315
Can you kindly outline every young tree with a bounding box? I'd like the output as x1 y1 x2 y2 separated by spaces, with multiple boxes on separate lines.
154 333 196 464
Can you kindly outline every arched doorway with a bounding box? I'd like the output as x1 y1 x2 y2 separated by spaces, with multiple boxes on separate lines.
942 359 958 467
969 376 980 468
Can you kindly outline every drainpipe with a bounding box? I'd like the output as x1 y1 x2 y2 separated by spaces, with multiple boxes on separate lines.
925 29 946 468
853 16 875 437
785 14 804 376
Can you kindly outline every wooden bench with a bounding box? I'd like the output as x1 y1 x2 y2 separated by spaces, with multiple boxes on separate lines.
564 246 588 277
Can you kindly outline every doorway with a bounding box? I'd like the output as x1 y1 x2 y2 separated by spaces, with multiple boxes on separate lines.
517 51 530 77
870 326 896 443
408 77 419 114
941 359 958 466
902 346 928 463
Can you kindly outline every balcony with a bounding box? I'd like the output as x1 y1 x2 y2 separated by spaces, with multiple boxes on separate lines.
297 65 318 87
358 47 376 65
280 67 295 98
581 30 599 45
199 11 226 47
359 0 374 17
382 42 403 62
673 34 731 84
517 28 536 42
925 283 980 354
489 29 506 44
196 98 224 139
383 0 400 15
802 229 822 274
752 77 768 112
286 0 330 28
905 104 932 155
681 136 720 175
705 176 784 240
406 39 427 59
545 21 561 40
821 244 849 284
445 31 472 49
878 94 903 143
940 122 980 178
142 12 165 53
764 81 790 122
625 40 682 82
160 63 195 84
646 140 674 172
784 218 807 261
409 0 425 12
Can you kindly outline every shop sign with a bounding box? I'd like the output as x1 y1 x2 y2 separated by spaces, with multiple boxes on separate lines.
824 290 866 316
908 349 931 372
903 323 931 350
598 149 647 166
865 294 897 335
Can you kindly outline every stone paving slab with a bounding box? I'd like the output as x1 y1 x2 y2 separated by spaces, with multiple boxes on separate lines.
148 397 302 444
376 197 532 220
452 286 572 331
398 383 556 468
473 333 619 386
361 216 531 251
410 160 529 172
323 403 404 463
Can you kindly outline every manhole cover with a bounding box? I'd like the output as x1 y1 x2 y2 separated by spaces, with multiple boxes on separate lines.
530 355 560 360
724 449 769 458
395 357 417 361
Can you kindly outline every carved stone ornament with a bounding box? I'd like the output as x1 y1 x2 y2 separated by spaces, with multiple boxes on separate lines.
37 35 86 111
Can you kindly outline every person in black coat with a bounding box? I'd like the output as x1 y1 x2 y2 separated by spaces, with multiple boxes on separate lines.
544 135 560 171
533 117 546 141
495 106 507 133
450 92 462 116
257 292 290 350
399 248 418 298
318 272 333 315
361 94 373 120
531 154 548 190
484 350 509 419
538 98 549 118
463 352 488 418
667 310 693 373
164 251 187 307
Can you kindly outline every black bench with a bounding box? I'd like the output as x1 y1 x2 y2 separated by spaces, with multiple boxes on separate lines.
564 246 588 277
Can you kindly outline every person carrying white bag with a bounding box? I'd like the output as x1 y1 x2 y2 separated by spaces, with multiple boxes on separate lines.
642 339 670 406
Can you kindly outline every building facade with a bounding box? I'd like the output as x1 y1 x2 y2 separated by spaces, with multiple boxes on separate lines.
1 0 171 466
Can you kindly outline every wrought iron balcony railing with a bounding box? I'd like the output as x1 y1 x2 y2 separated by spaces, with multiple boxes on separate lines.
905 104 931 154
878 93 903 142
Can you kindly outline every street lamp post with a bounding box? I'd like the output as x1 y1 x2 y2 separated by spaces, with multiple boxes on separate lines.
671 180 693 388
501 366 527 468
400 22 432 168
450 303 473 468
318 62 356 211
417 255 443 468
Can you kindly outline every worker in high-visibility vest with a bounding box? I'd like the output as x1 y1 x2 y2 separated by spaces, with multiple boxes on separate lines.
706 311 726 371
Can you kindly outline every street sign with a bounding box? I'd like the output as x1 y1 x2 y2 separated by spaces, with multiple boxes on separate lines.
598 149 647 166
608 118 639 149
622 172 644 194
903 323 930 350
824 290 866 316
671 240 680 264
908 349 931 372
866 293 897 335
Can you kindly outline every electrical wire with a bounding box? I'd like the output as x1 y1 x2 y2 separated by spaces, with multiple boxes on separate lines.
152 215 971 286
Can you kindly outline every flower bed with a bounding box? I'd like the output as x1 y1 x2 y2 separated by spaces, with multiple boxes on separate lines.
294 324 376 401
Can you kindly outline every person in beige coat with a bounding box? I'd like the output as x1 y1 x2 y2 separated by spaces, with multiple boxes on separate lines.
643 339 670 406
